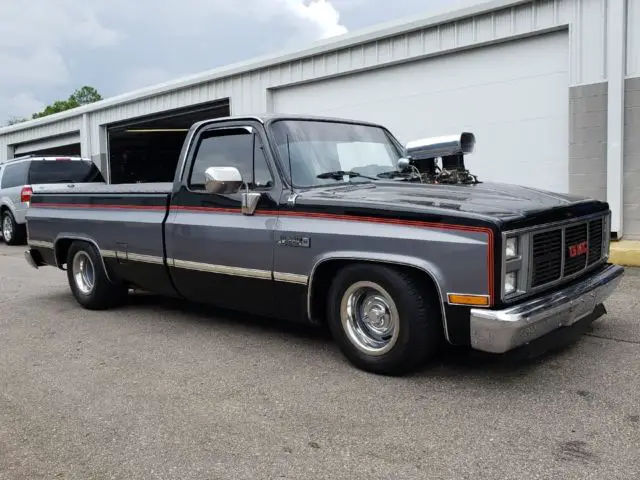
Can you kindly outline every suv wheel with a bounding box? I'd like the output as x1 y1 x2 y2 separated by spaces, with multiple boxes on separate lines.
1 210 25 245
326 263 443 376
66 241 128 310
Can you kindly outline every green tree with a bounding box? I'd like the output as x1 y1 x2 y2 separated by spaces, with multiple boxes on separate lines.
31 86 102 119
5 116 28 126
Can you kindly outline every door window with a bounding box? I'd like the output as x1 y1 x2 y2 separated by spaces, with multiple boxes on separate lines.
188 127 273 191
0 161 30 189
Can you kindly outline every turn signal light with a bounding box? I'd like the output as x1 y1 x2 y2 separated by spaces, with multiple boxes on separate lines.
448 294 490 307
20 186 33 204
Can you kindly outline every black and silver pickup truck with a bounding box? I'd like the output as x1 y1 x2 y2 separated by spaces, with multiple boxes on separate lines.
24 114 624 375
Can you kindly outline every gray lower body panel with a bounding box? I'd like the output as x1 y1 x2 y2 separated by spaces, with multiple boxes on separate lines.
469 264 624 353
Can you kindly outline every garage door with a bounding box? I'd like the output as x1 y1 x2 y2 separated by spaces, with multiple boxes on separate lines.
272 31 570 193
14 132 81 156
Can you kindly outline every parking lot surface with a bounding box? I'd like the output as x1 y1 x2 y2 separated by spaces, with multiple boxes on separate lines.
1 243 639 479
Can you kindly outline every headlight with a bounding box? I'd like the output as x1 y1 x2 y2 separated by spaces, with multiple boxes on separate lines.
504 272 517 295
505 237 518 259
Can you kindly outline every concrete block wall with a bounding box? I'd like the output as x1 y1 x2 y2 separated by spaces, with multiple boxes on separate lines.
624 77 640 239
569 82 608 202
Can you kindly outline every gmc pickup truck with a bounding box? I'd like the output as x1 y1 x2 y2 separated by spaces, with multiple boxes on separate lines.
24 114 624 375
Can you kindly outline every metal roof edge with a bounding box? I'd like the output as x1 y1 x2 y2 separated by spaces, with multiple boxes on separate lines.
0 0 530 137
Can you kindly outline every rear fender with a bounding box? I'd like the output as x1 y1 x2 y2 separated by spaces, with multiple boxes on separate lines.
53 233 116 284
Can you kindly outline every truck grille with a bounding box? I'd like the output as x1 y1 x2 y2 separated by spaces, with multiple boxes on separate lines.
530 215 606 289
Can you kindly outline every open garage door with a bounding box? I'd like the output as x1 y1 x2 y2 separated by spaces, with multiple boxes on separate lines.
14 132 81 157
107 99 230 184
272 31 570 193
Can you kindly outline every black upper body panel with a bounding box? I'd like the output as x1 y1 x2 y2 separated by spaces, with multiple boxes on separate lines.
285 180 608 229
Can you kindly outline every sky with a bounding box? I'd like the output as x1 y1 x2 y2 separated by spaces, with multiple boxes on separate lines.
0 0 486 123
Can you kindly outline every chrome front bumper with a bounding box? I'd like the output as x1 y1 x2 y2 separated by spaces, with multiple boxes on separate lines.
470 264 624 354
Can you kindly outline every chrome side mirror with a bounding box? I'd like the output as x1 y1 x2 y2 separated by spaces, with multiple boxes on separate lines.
397 157 411 172
204 166 243 194
203 166 261 216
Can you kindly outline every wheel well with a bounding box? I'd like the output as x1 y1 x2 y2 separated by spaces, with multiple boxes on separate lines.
54 238 74 268
309 259 443 325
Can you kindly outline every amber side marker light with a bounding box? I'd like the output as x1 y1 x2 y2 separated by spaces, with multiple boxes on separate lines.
448 294 490 307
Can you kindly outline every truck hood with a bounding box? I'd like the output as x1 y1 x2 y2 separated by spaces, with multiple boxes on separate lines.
293 180 604 223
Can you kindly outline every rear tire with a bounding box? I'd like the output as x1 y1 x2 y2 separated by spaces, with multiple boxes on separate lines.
326 263 443 376
66 241 128 310
2 210 25 245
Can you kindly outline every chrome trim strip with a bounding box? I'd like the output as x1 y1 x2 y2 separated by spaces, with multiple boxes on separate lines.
470 264 624 354
274 272 309 285
127 253 165 265
171 258 272 280
28 240 54 249
103 250 308 284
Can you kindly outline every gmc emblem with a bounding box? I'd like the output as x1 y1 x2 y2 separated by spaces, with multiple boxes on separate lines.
568 241 588 258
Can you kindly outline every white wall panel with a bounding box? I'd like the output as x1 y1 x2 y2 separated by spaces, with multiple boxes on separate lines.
273 31 570 193
0 0 615 158
0 116 81 152
627 0 640 77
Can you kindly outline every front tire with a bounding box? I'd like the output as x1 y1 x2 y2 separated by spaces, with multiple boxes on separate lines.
66 241 128 310
2 210 25 245
327 263 443 376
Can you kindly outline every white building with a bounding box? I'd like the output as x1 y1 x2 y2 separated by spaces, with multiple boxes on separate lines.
0 0 638 238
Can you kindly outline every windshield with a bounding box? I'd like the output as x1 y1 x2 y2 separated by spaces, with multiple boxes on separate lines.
269 119 403 187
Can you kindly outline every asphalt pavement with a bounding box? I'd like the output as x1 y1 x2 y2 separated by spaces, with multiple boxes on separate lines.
1 243 639 479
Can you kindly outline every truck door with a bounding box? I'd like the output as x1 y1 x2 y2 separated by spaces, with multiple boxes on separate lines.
164 121 282 317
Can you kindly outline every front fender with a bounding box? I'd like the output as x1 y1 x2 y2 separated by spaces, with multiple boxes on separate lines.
307 250 450 340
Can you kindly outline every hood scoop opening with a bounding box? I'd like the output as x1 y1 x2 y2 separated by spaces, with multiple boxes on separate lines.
396 132 481 185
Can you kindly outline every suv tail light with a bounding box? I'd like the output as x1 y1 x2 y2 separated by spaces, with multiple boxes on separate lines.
20 186 33 204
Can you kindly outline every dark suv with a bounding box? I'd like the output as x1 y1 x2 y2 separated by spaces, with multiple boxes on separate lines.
0 155 105 245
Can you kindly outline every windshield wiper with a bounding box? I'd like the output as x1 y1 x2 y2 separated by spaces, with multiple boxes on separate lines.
376 170 408 179
376 170 422 181
316 170 378 181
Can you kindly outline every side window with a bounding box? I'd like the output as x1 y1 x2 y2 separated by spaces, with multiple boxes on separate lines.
28 160 105 184
0 161 30 189
188 127 273 191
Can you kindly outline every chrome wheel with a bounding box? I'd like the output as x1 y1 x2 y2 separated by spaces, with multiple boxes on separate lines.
340 281 400 356
72 251 95 295
2 214 13 241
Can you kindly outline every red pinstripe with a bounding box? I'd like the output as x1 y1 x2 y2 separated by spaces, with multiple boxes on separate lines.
33 202 496 304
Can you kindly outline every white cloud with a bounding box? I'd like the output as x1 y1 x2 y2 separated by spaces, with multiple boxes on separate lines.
5 93 45 119
0 48 69 87
0 1 123 50
0 0 483 124
282 0 348 38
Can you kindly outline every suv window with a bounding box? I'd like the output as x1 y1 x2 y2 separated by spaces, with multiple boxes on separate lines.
189 128 273 190
0 161 30 189
28 160 104 185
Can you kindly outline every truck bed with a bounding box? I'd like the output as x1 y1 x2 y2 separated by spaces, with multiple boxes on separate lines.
31 181 174 196
27 181 178 297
